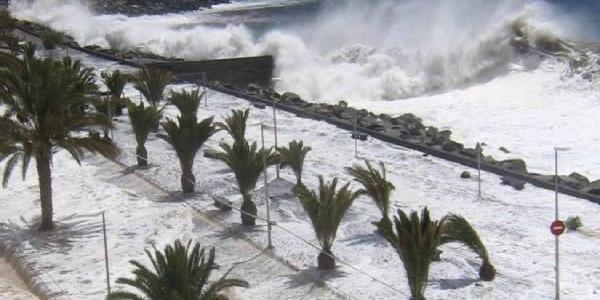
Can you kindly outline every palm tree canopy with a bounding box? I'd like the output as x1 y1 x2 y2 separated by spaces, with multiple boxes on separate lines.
0 44 118 187
162 116 217 165
295 176 360 251
378 207 446 300
277 140 311 183
168 89 203 120
101 69 129 100
127 102 163 148
346 160 395 217
215 140 278 195
133 67 172 107
216 109 249 146
107 240 249 300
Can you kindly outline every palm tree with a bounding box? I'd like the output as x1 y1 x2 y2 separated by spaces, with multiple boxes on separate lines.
162 90 217 193
215 140 278 226
127 102 162 167
346 160 395 228
133 67 172 107
442 215 496 281
92 96 112 139
277 140 311 187
107 240 249 300
0 44 118 231
377 207 445 300
294 176 360 269
101 70 129 116
216 109 249 147
0 10 18 52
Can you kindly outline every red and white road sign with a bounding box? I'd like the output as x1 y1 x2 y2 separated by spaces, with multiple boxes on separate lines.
550 220 566 236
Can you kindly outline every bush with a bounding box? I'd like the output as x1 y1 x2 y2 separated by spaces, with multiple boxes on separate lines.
566 216 583 231
40 30 63 50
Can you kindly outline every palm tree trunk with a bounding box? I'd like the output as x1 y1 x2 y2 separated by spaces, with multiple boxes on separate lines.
181 164 195 193
113 96 123 116
240 193 257 226
317 248 335 270
136 146 148 167
36 149 54 231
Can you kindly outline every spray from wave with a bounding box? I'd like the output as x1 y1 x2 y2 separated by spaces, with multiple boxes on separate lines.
8 0 599 103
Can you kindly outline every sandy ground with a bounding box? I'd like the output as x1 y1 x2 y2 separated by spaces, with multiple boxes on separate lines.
0 258 38 300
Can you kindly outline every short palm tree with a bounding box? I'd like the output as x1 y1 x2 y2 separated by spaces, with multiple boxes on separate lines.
277 140 311 187
133 67 172 107
216 109 249 147
162 89 216 193
101 70 129 116
0 44 118 231
294 176 360 269
346 160 395 228
127 102 163 167
92 97 112 139
107 240 249 300
442 215 496 281
377 207 445 300
215 140 278 226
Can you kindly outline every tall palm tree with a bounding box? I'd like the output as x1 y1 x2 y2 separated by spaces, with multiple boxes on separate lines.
294 176 360 269
0 10 18 52
216 109 249 147
377 207 445 300
442 215 496 281
107 240 249 300
101 70 129 116
127 102 162 167
215 140 278 226
0 44 118 231
277 140 311 187
133 67 172 107
162 89 216 193
346 160 395 228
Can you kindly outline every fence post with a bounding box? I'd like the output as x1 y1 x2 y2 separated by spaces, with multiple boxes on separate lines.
102 212 111 295
261 124 273 249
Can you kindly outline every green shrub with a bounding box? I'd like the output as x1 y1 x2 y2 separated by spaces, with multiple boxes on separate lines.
566 216 583 231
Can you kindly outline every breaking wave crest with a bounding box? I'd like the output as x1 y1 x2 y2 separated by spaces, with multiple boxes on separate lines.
8 0 600 103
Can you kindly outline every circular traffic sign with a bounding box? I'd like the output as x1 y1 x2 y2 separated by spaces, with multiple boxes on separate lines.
550 220 566 236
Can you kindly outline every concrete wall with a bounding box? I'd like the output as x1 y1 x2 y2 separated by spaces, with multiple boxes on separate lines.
145 55 274 87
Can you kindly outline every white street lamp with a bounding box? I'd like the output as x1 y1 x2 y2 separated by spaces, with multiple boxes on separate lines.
553 146 570 300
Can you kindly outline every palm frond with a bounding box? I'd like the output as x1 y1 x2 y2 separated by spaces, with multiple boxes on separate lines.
346 160 395 221
127 102 163 148
133 67 172 107
168 89 203 120
442 214 496 281
216 109 249 146
277 140 311 186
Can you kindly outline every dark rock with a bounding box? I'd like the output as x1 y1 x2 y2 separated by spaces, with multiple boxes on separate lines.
282 92 301 103
501 177 526 190
461 171 471 179
203 148 221 160
338 100 348 109
459 148 478 159
442 141 463 152
213 196 233 211
585 180 600 195
499 159 528 173
351 132 368 141
499 146 510 153
252 102 266 109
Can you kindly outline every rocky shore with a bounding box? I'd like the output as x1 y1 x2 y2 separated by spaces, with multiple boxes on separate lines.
227 83 600 199
87 0 230 16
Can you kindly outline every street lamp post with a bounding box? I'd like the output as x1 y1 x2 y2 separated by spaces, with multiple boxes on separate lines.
476 142 484 199
553 146 570 300
271 77 282 179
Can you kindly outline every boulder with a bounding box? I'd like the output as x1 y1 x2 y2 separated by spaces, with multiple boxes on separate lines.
585 180 600 195
282 92 301 103
499 159 527 173
460 171 471 179
338 100 348 109
442 141 463 152
499 146 510 153
501 177 526 190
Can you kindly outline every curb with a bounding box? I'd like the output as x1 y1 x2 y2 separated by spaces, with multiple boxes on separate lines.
0 240 53 300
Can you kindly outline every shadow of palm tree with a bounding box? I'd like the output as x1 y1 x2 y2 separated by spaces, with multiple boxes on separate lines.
431 277 479 290
207 223 267 241
0 212 104 253
339 230 387 247
283 266 348 290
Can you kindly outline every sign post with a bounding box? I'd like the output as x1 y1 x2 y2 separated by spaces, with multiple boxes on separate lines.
553 147 570 300
261 124 273 249
476 142 483 199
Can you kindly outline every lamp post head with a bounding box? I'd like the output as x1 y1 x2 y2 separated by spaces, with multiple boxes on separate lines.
554 147 571 152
